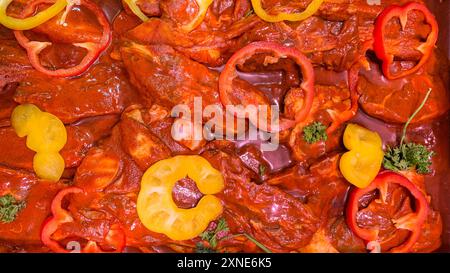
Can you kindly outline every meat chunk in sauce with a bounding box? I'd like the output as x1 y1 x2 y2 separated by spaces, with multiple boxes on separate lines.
13 60 135 124
0 166 67 243
358 53 449 123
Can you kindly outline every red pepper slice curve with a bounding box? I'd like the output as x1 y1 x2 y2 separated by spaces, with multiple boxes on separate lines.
219 41 314 132
326 60 360 135
326 39 373 134
346 171 428 253
41 186 125 253
373 2 438 80
14 0 112 78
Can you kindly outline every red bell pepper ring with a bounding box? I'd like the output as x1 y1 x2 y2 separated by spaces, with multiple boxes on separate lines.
14 0 112 78
218 41 314 132
373 2 438 80
41 186 126 253
346 171 429 253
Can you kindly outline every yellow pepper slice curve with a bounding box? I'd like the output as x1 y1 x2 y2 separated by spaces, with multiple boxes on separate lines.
11 103 42 137
33 152 65 182
137 155 224 241
343 123 383 150
11 104 67 182
0 0 67 30
250 0 324 23
26 112 67 153
123 0 211 32
123 0 149 22
339 124 384 188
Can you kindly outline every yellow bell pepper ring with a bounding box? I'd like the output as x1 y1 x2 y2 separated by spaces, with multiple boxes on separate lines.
339 124 384 188
137 155 224 241
250 0 324 23
0 0 68 31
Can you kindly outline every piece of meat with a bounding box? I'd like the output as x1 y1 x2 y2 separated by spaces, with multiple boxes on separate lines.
268 154 350 219
124 8 259 66
13 59 136 124
0 83 18 125
327 216 366 252
62 114 119 168
238 15 360 71
202 149 320 251
260 0 424 21
119 115 171 171
123 106 191 154
122 0 162 17
299 228 339 253
171 177 203 209
287 82 351 161
159 0 252 31
138 0 162 16
0 166 67 243
358 52 449 124
412 209 442 253
267 154 356 252
0 39 33 89
240 0 427 70
121 43 220 108
30 5 103 45
160 0 200 26
113 10 143 36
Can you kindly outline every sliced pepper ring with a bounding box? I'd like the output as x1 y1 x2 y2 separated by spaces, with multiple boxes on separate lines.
250 0 324 23
373 2 438 79
346 171 429 253
218 41 315 132
41 187 126 253
14 0 112 78
137 155 224 241
0 0 67 30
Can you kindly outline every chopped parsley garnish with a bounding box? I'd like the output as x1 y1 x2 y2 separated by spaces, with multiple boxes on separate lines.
195 218 272 253
303 122 328 144
384 143 434 174
0 194 26 223
383 88 434 174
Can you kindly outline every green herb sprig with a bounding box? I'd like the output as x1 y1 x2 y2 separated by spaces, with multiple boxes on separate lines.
195 218 272 253
383 88 434 174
